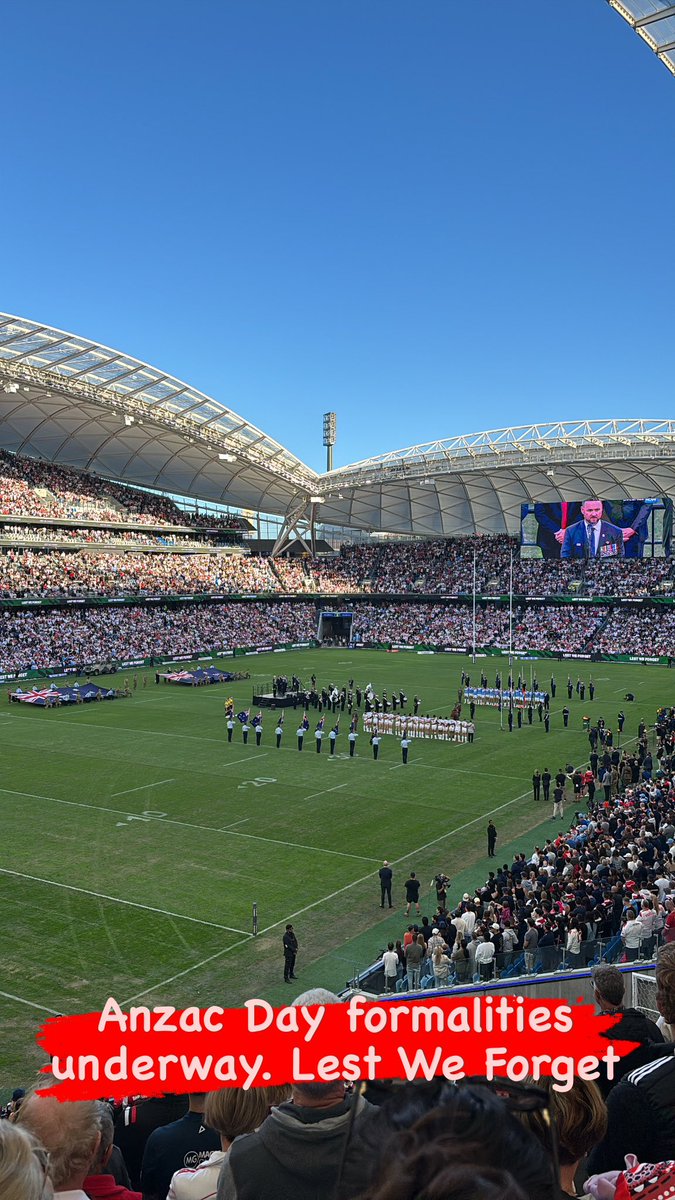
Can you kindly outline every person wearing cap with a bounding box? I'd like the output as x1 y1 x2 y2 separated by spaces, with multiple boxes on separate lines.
427 927 446 957
378 861 393 908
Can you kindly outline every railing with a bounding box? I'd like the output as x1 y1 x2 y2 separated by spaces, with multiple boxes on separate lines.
349 933 666 996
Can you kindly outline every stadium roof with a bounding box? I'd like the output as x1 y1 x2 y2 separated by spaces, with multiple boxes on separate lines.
607 0 675 77
3 316 675 539
313 421 675 535
0 313 318 517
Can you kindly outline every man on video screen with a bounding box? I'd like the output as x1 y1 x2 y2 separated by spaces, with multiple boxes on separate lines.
560 499 624 560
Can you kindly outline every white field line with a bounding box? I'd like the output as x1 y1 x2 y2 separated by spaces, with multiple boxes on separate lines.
0 988 62 1015
0 866 248 934
112 779 174 797
121 788 533 1004
0 787 377 864
302 783 349 802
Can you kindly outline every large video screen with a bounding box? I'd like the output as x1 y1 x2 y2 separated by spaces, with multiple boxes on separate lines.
520 498 673 560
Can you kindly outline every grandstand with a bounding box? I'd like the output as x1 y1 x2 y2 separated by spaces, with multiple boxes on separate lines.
1 316 675 1198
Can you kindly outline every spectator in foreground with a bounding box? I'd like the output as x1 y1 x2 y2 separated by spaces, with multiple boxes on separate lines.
168 1085 291 1200
84 1103 141 1200
351 1081 554 1200
216 987 376 1200
0 1119 52 1200
140 1094 220 1200
17 1087 101 1197
517 1076 608 1200
587 943 675 1173
591 963 663 1094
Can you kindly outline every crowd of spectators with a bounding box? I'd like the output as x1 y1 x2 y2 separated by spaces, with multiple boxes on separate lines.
307 537 675 598
0 549 280 598
382 765 675 990
3 595 675 670
0 525 211 548
0 450 184 523
595 609 675 658
350 602 607 652
0 450 247 531
0 602 318 671
2 949 675 1199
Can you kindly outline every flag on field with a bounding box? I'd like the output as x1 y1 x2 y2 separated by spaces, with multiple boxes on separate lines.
316 715 325 731
237 709 250 724
350 714 358 732
251 712 262 727
302 712 310 730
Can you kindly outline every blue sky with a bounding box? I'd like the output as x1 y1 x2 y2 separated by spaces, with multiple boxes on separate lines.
2 1 673 473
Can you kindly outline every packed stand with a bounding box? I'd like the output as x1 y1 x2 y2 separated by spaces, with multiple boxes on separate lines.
0 525 212 547
309 536 675 598
350 602 607 652
594 609 675 658
0 602 317 671
0 549 279 598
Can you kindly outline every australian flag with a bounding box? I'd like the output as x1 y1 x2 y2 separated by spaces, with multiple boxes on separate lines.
251 712 262 727
350 714 358 733
316 715 325 731
302 712 310 730
237 709 250 724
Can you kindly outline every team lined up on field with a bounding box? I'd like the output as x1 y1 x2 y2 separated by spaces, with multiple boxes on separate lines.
362 710 475 742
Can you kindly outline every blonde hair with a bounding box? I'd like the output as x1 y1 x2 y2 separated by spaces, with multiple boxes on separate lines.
204 1084 291 1141
16 1090 100 1190
0 1121 49 1200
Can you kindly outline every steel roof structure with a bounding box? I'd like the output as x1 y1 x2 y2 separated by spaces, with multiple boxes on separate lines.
2 316 675 543
607 0 675 76
313 420 675 536
0 314 317 518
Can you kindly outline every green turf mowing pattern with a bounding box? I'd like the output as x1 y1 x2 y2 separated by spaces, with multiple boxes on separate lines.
0 648 666 1083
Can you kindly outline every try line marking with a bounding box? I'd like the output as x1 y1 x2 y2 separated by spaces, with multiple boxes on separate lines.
120 787 532 1004
0 866 249 935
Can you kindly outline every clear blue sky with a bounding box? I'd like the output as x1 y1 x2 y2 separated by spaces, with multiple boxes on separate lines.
2 1 673 473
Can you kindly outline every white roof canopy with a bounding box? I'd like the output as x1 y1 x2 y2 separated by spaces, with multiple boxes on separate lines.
2 316 675 536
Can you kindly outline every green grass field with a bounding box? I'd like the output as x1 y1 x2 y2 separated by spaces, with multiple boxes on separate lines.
0 647 669 1085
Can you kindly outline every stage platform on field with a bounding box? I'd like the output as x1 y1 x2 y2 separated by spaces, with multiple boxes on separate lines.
252 691 303 709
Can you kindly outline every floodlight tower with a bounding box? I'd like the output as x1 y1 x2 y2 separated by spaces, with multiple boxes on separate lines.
323 411 337 472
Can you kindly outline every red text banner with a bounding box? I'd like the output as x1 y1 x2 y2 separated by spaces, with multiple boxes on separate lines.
37 994 636 1100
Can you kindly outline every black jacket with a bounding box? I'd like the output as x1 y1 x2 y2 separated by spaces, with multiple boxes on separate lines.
587 1045 675 1173
595 1006 664 1096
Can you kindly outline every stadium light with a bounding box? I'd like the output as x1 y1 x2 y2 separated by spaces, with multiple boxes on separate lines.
309 495 325 504
219 453 236 463
124 414 135 426
323 411 337 471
